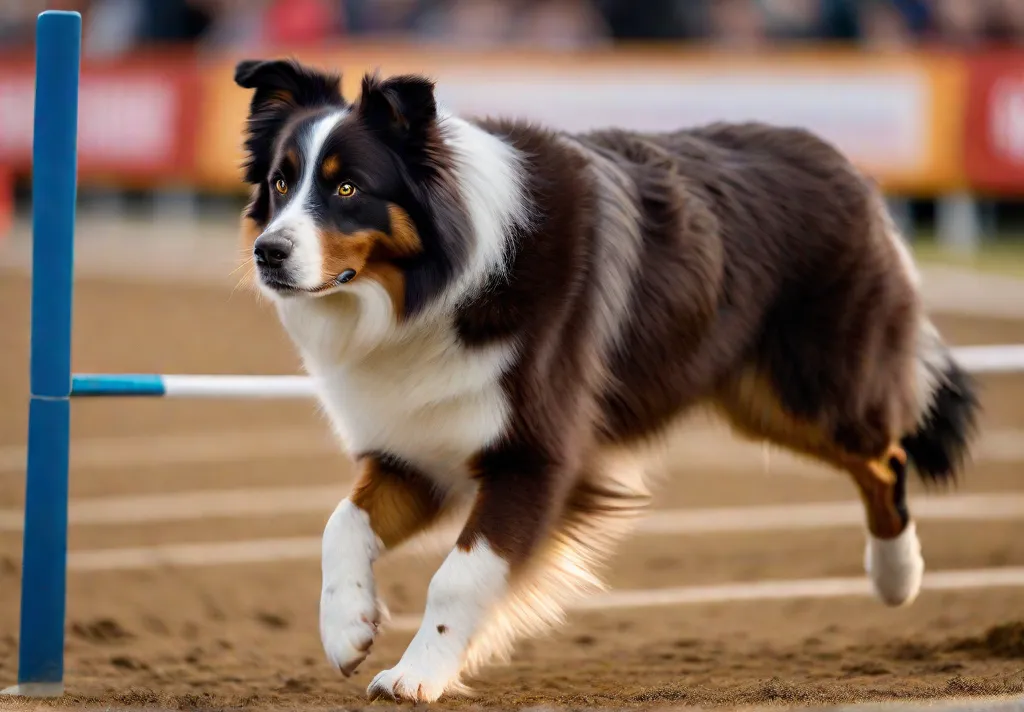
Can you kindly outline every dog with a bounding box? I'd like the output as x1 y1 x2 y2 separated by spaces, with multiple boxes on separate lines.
233 58 980 702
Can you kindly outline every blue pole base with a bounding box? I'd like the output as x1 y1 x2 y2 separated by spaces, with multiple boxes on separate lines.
16 398 70 690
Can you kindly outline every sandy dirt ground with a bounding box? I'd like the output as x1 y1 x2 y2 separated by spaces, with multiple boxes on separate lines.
1 258 1023 711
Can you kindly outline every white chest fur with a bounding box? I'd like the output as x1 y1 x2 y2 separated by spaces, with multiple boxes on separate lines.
275 289 515 492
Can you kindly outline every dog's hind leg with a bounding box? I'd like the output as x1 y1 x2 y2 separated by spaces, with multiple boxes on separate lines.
839 443 924 606
715 369 926 607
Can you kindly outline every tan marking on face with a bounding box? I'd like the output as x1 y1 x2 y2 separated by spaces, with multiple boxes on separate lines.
320 229 376 283
386 204 422 255
321 154 340 180
318 204 423 310
350 458 442 549
238 213 263 291
284 148 299 173
360 262 407 314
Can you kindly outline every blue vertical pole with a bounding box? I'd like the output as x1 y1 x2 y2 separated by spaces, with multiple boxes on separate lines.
8 10 81 697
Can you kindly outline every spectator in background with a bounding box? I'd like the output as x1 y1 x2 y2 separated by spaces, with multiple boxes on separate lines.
591 0 697 41
82 0 215 55
0 0 55 47
8 0 1024 52
857 0 923 48
412 0 609 49
984 0 1024 45
757 0 827 41
263 0 338 46
188 0 266 51
707 0 770 49
931 0 990 46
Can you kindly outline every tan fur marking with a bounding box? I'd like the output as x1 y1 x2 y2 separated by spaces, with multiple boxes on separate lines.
284 148 299 173
321 155 340 180
349 458 442 550
845 444 907 539
360 263 407 315
318 206 422 311
238 213 263 291
240 214 262 252
319 230 377 284
716 369 908 539
715 368 841 460
386 204 422 255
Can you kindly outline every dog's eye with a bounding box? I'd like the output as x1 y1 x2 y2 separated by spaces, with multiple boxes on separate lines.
274 178 288 195
337 182 356 198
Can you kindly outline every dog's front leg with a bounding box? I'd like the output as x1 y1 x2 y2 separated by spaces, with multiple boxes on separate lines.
367 446 567 703
320 454 443 676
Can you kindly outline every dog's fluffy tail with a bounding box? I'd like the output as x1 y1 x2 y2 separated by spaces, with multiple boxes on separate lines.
901 319 981 484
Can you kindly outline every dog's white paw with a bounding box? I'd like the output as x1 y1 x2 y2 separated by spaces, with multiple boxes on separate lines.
864 520 925 607
320 500 387 676
320 584 387 675
367 663 454 703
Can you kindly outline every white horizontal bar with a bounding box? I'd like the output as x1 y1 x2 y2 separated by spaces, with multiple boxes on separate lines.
954 344 1024 374
72 344 1024 400
162 374 316 398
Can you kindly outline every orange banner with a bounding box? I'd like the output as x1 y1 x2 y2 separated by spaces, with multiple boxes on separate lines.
194 46 967 194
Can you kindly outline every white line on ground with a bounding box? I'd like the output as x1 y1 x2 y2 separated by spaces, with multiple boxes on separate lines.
49 492 1024 569
0 427 337 474
2 425 1023 475
0 484 345 530
380 567 1024 633
2 489 1024 534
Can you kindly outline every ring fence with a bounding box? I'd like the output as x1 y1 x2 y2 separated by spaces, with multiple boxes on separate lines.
6 9 1024 698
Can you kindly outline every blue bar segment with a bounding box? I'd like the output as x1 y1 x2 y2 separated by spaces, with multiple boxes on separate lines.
29 10 80 399
19 399 70 688
19 10 82 691
71 374 166 397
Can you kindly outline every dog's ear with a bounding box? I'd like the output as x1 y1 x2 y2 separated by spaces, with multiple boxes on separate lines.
357 72 437 151
234 58 343 114
234 58 344 184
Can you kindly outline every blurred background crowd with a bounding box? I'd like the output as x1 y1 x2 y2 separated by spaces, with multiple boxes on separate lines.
3 0 1024 54
3 0 1024 248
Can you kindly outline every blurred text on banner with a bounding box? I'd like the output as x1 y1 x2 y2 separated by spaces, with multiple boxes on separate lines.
964 53 1024 194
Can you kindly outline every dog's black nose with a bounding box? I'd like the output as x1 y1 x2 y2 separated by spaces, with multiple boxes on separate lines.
253 233 293 268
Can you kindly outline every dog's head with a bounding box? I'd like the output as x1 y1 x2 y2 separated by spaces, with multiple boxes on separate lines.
235 59 471 316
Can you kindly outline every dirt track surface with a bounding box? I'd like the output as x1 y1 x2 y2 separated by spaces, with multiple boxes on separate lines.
1 266 1024 711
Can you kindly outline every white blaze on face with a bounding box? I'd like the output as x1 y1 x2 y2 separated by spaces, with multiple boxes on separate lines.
260 110 347 293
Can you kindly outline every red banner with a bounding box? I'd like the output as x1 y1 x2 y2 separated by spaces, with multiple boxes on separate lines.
0 52 198 184
964 53 1024 193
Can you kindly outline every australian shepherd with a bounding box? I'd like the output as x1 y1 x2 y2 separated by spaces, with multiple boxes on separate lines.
234 58 980 702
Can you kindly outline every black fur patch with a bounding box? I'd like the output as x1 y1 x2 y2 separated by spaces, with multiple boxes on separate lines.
234 58 345 185
889 454 910 528
901 359 980 484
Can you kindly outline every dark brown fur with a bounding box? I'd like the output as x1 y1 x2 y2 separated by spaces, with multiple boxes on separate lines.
456 120 967 550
